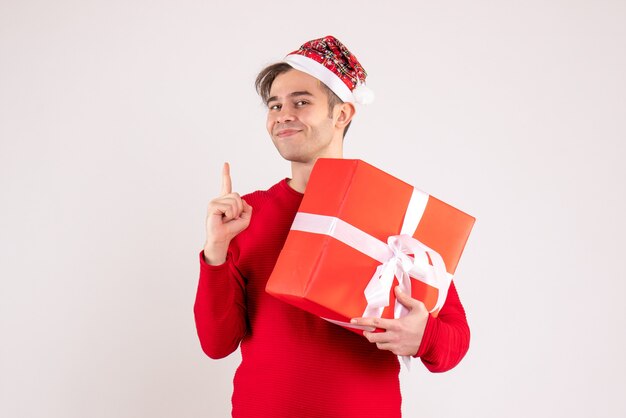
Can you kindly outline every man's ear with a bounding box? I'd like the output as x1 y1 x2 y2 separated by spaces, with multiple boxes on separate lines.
335 102 356 129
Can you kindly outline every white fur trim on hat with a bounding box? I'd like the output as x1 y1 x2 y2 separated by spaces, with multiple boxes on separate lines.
283 54 355 103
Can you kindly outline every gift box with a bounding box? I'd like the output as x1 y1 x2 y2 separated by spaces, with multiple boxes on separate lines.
266 158 475 334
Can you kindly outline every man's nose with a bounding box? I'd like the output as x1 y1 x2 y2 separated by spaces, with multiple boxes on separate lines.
275 107 295 124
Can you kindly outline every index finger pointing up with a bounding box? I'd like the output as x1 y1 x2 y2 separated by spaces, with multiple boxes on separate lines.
221 162 232 195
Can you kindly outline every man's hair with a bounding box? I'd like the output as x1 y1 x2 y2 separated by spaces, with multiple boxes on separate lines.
255 62 352 137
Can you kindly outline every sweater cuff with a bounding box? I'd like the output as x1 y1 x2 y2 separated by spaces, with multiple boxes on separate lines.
414 313 437 358
199 250 230 271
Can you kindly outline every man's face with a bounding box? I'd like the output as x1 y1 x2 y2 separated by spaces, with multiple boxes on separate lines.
266 69 341 164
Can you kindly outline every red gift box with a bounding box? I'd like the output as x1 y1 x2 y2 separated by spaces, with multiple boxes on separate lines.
266 158 475 334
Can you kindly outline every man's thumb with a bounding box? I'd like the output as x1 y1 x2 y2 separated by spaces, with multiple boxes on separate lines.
394 286 422 311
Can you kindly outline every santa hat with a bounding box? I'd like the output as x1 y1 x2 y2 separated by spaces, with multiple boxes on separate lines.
283 35 374 105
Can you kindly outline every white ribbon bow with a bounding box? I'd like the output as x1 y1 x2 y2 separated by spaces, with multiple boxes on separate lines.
362 234 450 321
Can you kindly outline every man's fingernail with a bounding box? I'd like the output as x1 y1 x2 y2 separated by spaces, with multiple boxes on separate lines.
350 319 357 324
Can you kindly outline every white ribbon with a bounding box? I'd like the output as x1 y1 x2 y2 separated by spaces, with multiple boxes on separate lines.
362 235 450 320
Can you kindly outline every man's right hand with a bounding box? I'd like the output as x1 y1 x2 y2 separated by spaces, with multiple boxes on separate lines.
203 162 253 265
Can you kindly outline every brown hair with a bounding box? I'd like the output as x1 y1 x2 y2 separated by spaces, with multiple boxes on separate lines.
255 62 352 137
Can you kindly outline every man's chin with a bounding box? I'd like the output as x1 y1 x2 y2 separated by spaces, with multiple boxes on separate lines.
277 151 311 164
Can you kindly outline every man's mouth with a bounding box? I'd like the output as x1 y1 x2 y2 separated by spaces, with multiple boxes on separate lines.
276 129 301 138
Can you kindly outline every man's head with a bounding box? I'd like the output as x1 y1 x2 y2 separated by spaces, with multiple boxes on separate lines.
256 36 372 164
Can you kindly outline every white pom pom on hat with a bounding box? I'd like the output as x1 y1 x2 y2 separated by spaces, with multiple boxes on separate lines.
283 35 374 105
352 83 375 105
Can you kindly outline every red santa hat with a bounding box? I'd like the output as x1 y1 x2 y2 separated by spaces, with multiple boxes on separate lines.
283 35 374 105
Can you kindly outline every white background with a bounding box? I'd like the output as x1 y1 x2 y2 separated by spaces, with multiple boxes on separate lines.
1 0 625 417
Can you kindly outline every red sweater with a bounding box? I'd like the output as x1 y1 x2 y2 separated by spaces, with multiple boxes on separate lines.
194 179 470 418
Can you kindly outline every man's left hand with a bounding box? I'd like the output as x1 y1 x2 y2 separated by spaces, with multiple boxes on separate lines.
350 286 429 356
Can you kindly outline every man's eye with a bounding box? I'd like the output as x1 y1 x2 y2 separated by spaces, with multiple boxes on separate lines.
269 104 281 110
295 100 309 106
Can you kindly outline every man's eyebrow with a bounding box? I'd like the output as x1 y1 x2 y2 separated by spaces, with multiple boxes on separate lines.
266 91 313 105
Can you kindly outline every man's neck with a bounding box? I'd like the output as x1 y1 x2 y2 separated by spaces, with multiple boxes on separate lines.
287 161 314 193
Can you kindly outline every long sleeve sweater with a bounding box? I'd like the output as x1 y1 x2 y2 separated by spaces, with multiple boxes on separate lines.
194 179 470 418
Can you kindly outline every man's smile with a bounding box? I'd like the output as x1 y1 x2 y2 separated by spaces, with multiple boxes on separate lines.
275 128 302 138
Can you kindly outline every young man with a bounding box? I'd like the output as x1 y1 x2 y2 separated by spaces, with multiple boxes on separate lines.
194 36 470 418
